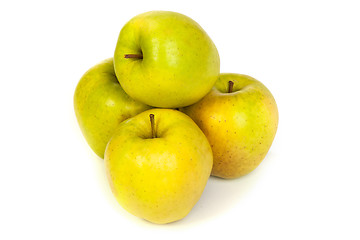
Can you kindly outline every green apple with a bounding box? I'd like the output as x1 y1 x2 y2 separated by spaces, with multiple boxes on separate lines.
114 11 220 108
182 73 279 179
104 109 213 224
74 58 151 158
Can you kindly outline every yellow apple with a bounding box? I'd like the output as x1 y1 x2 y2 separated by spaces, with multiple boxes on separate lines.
74 58 151 158
182 73 278 179
105 109 213 224
114 11 220 108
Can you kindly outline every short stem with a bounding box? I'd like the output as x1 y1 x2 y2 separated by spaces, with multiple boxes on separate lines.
149 114 156 138
228 81 234 93
124 54 143 59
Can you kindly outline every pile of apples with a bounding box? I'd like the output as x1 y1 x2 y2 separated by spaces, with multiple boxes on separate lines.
74 11 278 224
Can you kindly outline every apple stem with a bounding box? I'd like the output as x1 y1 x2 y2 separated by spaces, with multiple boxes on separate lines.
124 54 143 59
149 114 156 138
228 81 234 93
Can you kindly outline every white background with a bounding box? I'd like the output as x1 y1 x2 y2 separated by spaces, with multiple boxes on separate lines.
1 0 359 239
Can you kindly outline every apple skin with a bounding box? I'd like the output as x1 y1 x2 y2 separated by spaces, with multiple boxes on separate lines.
104 109 213 224
114 11 220 108
74 58 151 158
181 73 279 179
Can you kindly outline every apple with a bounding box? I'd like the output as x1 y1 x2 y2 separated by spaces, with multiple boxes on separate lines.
104 109 213 224
182 73 279 179
74 58 151 158
113 11 220 108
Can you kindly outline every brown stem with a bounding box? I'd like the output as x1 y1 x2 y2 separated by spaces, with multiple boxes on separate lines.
228 81 234 93
149 114 156 138
124 54 143 59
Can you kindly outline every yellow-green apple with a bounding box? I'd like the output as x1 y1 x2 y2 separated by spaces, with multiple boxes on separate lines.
114 11 220 108
182 73 278 179
74 58 151 158
104 109 213 224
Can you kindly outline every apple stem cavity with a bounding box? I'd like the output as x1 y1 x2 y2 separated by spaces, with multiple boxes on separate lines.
124 54 143 59
228 81 234 93
149 114 156 138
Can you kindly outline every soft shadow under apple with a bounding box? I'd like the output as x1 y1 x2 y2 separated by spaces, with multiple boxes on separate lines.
180 173 261 225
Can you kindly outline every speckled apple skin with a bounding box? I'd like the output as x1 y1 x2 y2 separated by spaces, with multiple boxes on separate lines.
182 74 279 179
